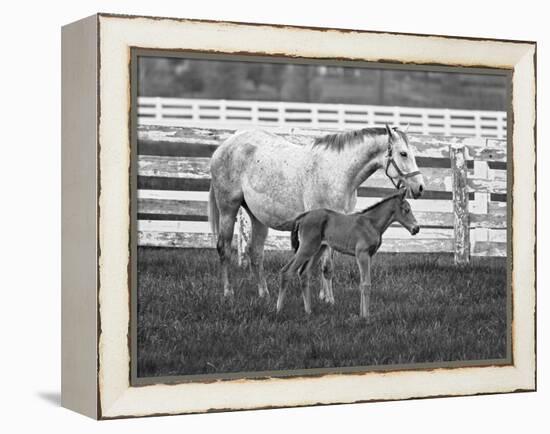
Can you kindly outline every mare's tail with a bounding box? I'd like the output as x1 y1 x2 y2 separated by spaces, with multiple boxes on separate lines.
208 186 220 237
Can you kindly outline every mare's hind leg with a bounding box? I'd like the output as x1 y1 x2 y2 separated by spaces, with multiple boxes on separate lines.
277 259 293 313
247 213 270 298
216 199 241 297
319 248 335 304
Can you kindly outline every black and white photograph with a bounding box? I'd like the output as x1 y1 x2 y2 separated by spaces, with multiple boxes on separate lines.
2 0 545 429
133 53 510 380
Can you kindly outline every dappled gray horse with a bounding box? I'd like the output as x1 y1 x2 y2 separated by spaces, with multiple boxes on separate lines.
277 189 419 318
208 125 424 300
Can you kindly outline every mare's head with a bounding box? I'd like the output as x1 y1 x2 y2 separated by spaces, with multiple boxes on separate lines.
384 125 425 199
392 189 420 235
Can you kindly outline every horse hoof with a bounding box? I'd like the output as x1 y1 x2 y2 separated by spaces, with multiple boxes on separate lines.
359 315 372 324
322 296 335 305
224 289 235 298
259 287 270 299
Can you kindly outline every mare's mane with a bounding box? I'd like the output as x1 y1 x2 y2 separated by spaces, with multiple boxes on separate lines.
313 127 407 152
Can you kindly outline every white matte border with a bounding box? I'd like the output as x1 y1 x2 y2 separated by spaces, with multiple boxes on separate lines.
97 14 536 418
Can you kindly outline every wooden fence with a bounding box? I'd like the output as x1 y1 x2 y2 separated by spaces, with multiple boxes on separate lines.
137 125 507 262
138 97 508 139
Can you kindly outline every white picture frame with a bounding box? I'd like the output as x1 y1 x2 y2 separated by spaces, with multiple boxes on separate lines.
61 13 536 419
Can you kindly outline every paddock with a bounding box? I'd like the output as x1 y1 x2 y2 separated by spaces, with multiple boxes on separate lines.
134 123 508 377
137 248 506 377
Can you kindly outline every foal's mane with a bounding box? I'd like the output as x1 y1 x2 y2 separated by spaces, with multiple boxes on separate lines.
355 191 404 214
313 126 409 152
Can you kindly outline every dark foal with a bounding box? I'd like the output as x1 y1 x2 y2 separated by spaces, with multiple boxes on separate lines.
277 189 420 318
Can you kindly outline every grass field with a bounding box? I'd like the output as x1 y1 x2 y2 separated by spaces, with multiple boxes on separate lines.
136 247 508 378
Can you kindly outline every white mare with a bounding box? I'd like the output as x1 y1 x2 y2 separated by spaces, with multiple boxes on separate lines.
208 125 425 301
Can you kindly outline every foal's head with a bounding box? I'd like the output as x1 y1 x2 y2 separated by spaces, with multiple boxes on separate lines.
392 189 420 235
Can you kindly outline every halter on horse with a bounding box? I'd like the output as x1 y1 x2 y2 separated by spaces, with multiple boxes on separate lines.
384 125 422 190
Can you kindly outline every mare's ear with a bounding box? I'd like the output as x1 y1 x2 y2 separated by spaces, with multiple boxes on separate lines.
385 123 395 139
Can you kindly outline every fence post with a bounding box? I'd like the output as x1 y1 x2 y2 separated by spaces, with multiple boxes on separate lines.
236 208 251 268
471 158 489 257
338 104 345 129
474 112 482 138
367 107 375 127
394 106 400 128
311 106 319 128
191 100 199 123
498 112 507 139
444 109 452 136
155 97 162 121
220 100 227 125
450 143 470 264
422 112 429 135
250 101 259 125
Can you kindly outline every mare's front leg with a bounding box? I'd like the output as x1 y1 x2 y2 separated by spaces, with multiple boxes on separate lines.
277 258 293 313
319 247 335 304
356 249 372 319
247 213 270 298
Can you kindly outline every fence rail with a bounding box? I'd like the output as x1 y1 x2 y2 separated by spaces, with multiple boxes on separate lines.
136 125 507 262
138 97 507 139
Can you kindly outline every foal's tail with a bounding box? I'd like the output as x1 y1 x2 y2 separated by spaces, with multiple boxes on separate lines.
290 212 308 252
291 221 300 253
208 186 220 236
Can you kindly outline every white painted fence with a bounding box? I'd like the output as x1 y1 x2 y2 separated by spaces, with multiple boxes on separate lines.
138 97 507 139
137 125 508 262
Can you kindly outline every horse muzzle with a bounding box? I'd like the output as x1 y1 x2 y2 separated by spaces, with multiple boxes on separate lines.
410 225 420 235
407 182 423 199
403 174 424 199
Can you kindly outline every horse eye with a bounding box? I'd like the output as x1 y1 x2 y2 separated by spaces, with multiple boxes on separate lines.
403 207 409 214
400 151 408 158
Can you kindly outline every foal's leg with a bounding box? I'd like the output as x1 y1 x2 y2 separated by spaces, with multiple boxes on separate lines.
247 213 270 298
216 201 241 297
356 249 372 319
319 247 335 304
277 242 320 314
302 246 326 315
302 271 312 315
